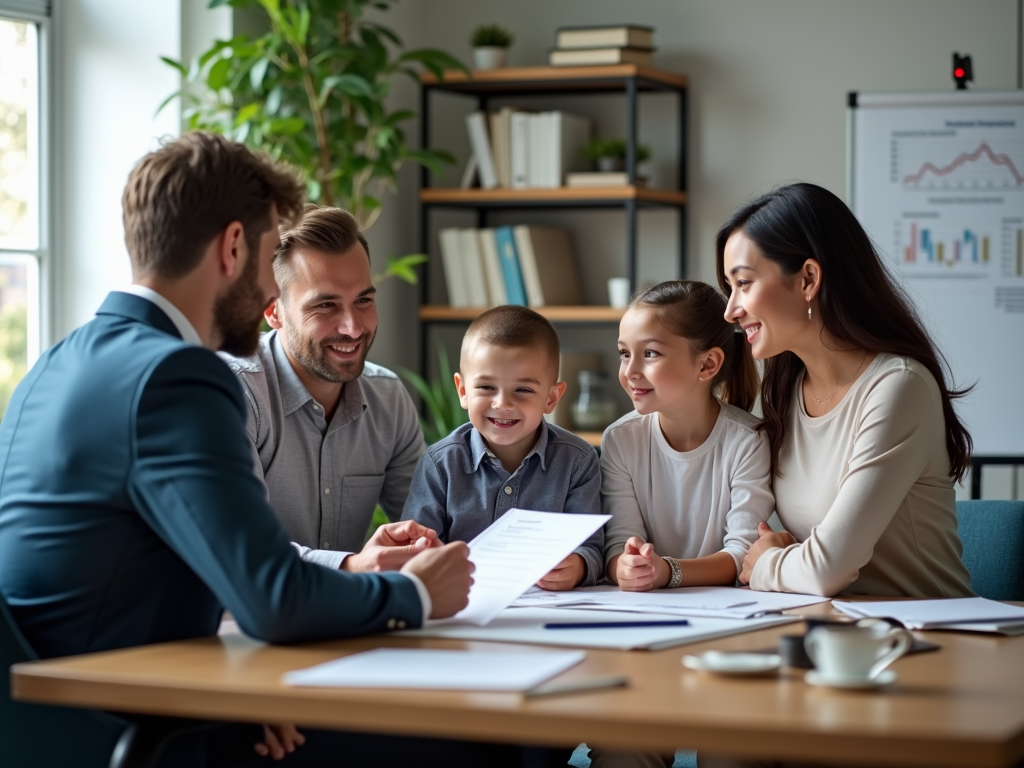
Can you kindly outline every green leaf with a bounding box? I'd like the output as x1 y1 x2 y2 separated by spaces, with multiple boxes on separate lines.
265 85 283 116
384 109 415 126
269 116 306 135
250 56 270 90
160 56 187 75
235 102 261 125
154 89 182 117
319 74 375 102
207 57 232 90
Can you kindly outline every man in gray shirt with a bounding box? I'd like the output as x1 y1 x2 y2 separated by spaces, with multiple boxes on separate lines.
223 205 429 573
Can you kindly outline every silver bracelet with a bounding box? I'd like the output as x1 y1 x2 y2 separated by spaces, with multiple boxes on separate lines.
662 556 683 589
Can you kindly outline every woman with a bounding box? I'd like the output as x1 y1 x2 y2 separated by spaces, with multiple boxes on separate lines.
717 182 973 598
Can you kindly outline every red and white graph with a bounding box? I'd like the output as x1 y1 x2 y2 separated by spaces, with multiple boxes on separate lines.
899 139 1024 190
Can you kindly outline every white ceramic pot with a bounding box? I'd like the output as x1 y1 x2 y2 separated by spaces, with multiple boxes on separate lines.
473 47 508 70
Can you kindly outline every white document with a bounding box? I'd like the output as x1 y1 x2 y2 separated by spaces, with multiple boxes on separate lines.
283 648 585 691
511 585 828 619
833 597 1024 633
403 607 798 651
444 509 609 627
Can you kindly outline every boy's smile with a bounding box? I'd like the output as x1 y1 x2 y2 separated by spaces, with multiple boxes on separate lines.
454 343 565 473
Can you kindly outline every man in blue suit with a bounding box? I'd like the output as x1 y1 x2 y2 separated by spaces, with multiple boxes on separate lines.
0 132 512 766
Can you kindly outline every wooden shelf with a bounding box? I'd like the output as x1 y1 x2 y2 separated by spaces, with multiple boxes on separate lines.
573 431 604 448
419 305 625 323
421 65 688 93
420 186 687 208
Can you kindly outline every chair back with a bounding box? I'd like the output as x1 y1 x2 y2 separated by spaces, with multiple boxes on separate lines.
1 591 123 767
956 500 1024 601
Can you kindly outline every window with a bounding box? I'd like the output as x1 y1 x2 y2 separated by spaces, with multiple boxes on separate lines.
0 13 44 419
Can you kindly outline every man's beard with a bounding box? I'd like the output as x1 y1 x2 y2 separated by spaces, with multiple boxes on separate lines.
286 325 375 385
213 247 266 357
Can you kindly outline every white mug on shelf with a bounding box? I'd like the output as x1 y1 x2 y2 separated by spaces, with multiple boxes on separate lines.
607 277 631 309
804 620 912 683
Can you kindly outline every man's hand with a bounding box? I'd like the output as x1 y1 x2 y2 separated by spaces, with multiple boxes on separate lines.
254 724 305 760
738 522 797 584
402 541 474 619
536 554 585 591
615 537 670 592
342 520 442 573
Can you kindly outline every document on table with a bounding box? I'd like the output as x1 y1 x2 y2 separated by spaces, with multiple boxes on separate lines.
444 509 610 626
833 597 1024 634
283 648 585 691
511 585 828 619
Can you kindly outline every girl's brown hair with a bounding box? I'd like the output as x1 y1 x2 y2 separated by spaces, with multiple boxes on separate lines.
714 182 973 481
631 280 759 412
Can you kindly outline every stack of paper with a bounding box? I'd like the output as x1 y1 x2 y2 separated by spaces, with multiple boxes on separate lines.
833 597 1024 635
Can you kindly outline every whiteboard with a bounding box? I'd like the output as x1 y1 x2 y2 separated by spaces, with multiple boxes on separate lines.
850 91 1024 456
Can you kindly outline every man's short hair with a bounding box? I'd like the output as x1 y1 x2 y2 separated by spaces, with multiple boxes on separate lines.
274 205 370 297
122 131 305 280
461 306 560 378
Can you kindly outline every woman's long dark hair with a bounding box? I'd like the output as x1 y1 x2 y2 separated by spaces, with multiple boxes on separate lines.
714 183 973 482
631 280 759 412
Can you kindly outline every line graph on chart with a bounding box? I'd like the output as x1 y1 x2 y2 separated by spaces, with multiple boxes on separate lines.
894 136 1024 190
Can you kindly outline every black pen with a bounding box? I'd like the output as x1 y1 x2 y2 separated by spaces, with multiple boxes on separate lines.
544 619 691 629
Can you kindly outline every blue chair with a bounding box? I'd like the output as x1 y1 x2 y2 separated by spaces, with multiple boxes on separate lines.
956 500 1024 600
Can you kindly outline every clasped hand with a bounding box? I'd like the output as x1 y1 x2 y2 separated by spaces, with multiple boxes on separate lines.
615 536 670 592
342 520 442 572
738 522 797 584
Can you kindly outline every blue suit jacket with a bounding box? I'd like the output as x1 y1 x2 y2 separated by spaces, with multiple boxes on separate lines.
0 292 421 659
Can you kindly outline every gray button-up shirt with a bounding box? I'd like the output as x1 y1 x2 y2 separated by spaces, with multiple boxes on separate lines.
401 421 604 586
222 331 426 567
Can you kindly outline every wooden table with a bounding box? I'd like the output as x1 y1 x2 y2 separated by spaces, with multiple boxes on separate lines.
11 602 1024 767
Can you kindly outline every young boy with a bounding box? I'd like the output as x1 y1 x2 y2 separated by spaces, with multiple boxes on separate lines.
401 305 603 589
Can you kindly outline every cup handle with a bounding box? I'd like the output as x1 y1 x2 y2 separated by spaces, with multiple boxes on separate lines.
869 628 912 679
804 630 822 666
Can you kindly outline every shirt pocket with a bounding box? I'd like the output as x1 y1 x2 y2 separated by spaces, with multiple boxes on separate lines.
338 474 387 549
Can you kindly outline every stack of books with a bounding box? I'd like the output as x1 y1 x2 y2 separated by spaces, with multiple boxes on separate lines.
466 109 591 189
548 25 654 67
437 226 583 309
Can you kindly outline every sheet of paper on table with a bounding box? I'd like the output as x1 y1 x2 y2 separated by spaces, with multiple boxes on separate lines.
511 585 829 619
833 597 1024 634
437 509 610 626
283 648 586 690
402 607 799 651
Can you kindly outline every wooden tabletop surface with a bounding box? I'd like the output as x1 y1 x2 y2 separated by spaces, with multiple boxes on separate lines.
12 602 1024 767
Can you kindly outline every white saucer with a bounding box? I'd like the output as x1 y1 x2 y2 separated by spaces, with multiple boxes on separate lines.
683 651 782 676
805 669 897 689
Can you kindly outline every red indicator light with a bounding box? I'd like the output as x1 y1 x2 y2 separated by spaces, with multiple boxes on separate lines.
954 68 965 77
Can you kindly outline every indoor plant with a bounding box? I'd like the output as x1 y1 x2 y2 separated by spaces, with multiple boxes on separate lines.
161 0 469 284
584 137 651 173
470 24 513 70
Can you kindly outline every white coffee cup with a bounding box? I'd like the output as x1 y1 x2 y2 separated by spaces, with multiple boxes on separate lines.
607 277 631 309
804 621 912 683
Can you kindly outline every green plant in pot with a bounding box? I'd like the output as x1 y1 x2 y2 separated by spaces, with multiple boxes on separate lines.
470 24 513 70
160 0 469 285
584 137 651 173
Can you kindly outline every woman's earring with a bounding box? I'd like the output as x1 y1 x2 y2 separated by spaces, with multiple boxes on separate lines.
807 298 812 321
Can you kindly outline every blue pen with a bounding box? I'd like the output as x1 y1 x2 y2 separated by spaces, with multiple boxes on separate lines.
544 619 691 630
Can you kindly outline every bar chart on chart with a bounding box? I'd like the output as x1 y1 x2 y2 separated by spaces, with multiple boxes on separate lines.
896 221 992 272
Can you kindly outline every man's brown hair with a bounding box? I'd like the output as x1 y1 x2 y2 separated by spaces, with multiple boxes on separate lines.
274 204 370 297
461 305 560 378
122 131 305 280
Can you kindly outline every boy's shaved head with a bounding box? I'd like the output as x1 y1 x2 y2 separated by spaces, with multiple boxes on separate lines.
461 306 560 379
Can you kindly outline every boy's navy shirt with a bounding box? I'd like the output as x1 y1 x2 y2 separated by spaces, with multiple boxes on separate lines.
401 420 604 586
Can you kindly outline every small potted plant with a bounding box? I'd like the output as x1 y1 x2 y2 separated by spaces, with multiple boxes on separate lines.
584 138 651 172
470 24 513 70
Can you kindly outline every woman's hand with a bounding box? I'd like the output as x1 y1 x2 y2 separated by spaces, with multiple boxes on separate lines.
254 724 306 760
739 522 797 584
615 537 670 592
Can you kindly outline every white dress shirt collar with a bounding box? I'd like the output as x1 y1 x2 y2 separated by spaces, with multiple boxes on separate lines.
123 285 203 347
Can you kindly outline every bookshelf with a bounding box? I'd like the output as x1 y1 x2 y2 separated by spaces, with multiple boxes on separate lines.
417 64 688 443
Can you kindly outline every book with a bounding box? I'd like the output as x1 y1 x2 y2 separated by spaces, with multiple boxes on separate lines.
566 172 647 188
549 112 591 187
477 229 509 306
555 25 654 51
438 228 469 307
494 227 528 306
512 226 583 307
457 228 490 307
549 47 653 67
465 112 498 189
510 112 531 189
489 107 515 188
529 113 547 189
549 353 601 429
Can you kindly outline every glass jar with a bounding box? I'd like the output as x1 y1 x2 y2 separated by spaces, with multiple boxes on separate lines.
571 370 618 431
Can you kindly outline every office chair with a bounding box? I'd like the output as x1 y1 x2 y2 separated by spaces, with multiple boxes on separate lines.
956 500 1024 600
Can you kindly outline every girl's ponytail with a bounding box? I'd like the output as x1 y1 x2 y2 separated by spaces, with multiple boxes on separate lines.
720 331 758 412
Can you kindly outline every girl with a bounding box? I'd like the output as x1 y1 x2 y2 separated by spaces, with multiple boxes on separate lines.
603 280 775 590
717 183 972 597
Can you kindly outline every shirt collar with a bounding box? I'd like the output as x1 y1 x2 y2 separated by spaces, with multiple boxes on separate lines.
123 285 203 346
468 419 550 473
267 330 366 420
